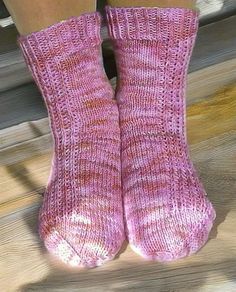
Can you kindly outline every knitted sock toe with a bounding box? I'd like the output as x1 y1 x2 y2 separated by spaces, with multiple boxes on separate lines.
106 6 215 261
19 12 124 267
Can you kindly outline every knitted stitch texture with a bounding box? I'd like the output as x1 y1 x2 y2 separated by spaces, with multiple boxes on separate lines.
19 12 124 267
106 7 216 261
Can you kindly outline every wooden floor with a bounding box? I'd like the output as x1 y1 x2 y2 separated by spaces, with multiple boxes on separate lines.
0 0 236 292
1 61 236 291
1 2 236 290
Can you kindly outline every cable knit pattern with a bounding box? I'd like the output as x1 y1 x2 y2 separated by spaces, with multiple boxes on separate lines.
19 12 124 267
106 7 216 261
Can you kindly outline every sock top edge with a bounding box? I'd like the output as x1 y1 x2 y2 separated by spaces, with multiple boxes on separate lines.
105 5 199 14
18 12 102 62
105 6 199 41
18 11 101 44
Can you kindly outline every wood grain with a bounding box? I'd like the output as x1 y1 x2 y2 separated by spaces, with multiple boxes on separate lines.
1 57 235 167
1 72 236 292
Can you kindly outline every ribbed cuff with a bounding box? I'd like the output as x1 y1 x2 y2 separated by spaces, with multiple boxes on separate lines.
18 12 102 60
105 6 199 40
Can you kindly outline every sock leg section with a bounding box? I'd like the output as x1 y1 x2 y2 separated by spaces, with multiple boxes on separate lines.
19 12 124 267
106 6 216 261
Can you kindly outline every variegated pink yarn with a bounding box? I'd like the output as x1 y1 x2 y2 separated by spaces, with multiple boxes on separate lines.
19 12 124 267
106 6 216 261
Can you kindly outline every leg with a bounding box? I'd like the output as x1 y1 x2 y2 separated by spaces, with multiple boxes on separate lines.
106 3 215 261
107 0 196 10
3 0 96 35
7 1 124 267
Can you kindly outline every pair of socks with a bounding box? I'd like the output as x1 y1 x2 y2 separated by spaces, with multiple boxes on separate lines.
19 6 215 267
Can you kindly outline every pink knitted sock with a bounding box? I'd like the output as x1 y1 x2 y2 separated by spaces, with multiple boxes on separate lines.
106 7 216 261
19 12 124 267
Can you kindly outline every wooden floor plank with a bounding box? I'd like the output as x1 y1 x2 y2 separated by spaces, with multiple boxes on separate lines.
1 14 236 131
1 58 236 168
